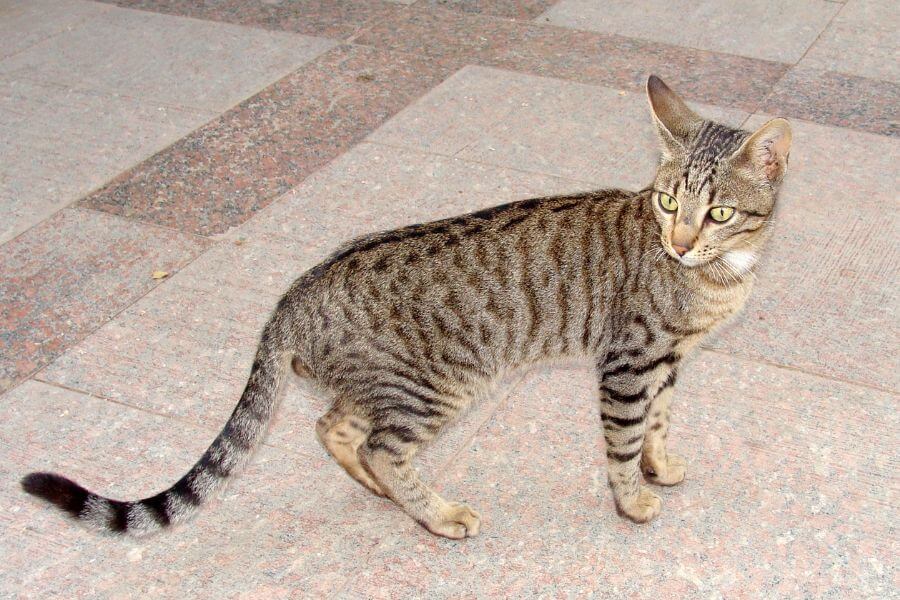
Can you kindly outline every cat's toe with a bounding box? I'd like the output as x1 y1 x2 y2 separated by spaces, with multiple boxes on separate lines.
644 453 687 486
426 502 481 539
617 487 662 523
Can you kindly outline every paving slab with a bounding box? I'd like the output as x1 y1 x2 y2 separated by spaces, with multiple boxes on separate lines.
355 7 787 111
0 381 410 598
342 353 897 598
540 0 840 63
0 77 214 243
99 0 406 39
418 0 559 20
763 65 899 137
78 45 453 236
801 0 900 83
0 208 209 393
371 66 747 187
0 4 336 112
710 115 900 391
0 0 112 60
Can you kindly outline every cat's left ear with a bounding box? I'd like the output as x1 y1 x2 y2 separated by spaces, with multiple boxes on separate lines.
731 118 793 185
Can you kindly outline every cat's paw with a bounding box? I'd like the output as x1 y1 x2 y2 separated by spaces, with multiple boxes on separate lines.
643 453 686 486
427 502 481 539
616 487 662 523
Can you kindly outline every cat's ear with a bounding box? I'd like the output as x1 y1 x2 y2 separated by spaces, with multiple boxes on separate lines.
646 75 700 160
731 118 793 185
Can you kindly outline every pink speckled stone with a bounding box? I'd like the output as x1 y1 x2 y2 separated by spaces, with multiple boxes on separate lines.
0 209 209 392
710 115 900 390
343 353 897 597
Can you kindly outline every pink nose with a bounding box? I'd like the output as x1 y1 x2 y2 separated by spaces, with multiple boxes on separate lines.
672 244 691 256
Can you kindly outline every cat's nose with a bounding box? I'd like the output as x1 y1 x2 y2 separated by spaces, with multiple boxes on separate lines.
672 243 692 256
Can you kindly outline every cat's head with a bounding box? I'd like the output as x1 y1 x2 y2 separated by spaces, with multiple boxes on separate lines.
645 75 791 276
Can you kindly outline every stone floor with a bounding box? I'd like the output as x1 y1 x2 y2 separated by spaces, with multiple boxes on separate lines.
1 0 897 597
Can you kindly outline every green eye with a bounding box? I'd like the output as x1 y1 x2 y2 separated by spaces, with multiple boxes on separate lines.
656 192 678 213
708 206 735 223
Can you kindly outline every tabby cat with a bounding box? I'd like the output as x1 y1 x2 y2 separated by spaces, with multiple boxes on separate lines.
22 76 792 539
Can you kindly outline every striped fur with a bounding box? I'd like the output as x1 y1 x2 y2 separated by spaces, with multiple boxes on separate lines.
22 76 791 539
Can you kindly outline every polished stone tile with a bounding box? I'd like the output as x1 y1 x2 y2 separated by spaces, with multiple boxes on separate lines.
0 380 396 597
98 0 406 39
356 7 787 110
0 208 209 392
372 66 747 187
0 77 214 244
0 0 111 60
0 5 336 112
802 0 900 83
763 66 899 137
78 45 452 236
540 0 840 63
709 115 900 390
343 353 897 597
420 0 559 20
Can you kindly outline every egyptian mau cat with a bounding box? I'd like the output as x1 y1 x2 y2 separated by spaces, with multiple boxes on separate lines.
23 76 791 539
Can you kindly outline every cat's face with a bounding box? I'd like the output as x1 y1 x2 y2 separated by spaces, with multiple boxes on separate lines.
645 76 791 276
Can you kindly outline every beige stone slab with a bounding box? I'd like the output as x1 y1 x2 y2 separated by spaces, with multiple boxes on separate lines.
369 66 748 188
0 5 337 112
0 77 214 243
540 0 840 63
344 352 898 597
0 380 399 598
709 115 900 390
0 0 112 60
802 0 900 83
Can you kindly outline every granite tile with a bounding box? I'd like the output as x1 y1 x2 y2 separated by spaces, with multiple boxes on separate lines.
709 116 900 390
45 142 581 435
763 66 899 137
0 208 209 393
0 5 336 112
97 0 406 39
802 0 900 83
343 354 897 597
540 0 840 63
0 381 399 598
0 77 215 244
0 0 111 60
419 0 559 20
78 45 453 236
371 66 747 187
355 7 788 110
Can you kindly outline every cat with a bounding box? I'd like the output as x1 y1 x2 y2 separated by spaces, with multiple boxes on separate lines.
22 76 791 540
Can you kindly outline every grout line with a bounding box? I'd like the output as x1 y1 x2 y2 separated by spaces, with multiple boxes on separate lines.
755 0 847 112
700 347 899 397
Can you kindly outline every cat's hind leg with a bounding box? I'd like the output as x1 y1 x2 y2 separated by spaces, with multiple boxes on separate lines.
356 389 481 539
316 409 385 497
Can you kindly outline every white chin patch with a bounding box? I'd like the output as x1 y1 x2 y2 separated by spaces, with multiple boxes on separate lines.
722 249 758 275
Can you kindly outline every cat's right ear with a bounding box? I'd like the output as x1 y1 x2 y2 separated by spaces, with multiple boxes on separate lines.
646 75 700 160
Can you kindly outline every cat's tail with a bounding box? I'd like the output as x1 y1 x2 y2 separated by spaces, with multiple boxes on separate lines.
20 317 292 536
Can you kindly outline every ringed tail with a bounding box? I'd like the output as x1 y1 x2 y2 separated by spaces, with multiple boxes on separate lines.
20 320 291 536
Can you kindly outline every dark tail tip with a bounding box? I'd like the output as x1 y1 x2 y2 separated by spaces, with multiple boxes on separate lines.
21 472 89 517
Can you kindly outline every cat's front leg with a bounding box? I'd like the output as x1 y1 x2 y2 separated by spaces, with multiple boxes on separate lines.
641 370 686 486
597 364 663 523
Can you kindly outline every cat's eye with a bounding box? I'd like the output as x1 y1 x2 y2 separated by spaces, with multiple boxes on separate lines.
708 206 735 223
656 192 678 213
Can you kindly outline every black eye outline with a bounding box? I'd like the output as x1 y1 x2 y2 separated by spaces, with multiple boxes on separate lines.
654 191 678 214
707 206 735 223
